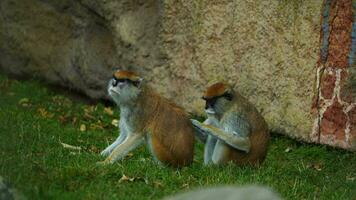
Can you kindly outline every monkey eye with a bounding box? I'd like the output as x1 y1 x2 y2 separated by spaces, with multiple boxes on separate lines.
222 92 233 101
112 77 140 87
112 77 127 87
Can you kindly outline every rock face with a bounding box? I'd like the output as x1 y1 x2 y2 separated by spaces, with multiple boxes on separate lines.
0 0 355 150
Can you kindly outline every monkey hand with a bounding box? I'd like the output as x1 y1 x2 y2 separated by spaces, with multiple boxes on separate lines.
191 119 215 136
190 119 204 131
100 149 111 157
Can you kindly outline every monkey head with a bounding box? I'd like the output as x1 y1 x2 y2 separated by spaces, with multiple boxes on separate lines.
108 70 143 105
202 82 233 116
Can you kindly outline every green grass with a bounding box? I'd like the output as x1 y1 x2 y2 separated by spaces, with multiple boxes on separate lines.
0 74 355 200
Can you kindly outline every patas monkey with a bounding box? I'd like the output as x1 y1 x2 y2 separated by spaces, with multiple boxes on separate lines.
191 82 269 166
99 70 195 167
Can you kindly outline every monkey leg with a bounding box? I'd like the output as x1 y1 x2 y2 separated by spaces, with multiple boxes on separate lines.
212 140 231 165
100 130 128 157
204 135 218 165
191 119 250 152
102 134 144 164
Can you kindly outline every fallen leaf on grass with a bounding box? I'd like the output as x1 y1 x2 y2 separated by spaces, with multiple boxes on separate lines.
60 142 82 151
58 114 72 124
80 124 86 132
37 108 54 118
346 176 355 181
18 98 29 104
308 163 323 171
52 96 72 107
84 112 95 120
153 181 163 188
104 107 114 116
284 147 292 153
18 98 31 107
118 174 149 184
111 119 119 127
72 117 78 124
89 145 99 153
119 174 135 183
181 183 189 189
84 105 97 114
90 120 105 130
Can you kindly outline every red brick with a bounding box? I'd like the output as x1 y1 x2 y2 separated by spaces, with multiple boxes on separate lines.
320 101 347 140
325 0 353 68
348 106 356 140
339 69 355 103
320 70 336 99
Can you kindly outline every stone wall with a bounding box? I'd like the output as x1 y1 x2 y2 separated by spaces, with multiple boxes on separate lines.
0 0 355 150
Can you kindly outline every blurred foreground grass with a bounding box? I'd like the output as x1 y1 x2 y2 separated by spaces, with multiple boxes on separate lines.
0 74 355 200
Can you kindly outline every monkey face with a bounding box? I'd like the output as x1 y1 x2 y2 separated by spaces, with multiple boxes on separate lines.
108 77 142 105
202 82 233 116
203 92 233 116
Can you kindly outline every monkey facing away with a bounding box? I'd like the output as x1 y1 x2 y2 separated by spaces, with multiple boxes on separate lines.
99 70 195 167
191 82 269 166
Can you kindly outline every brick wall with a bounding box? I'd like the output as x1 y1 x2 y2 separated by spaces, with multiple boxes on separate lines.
312 0 356 150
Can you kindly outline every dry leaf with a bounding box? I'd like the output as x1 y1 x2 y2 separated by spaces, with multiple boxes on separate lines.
112 119 119 127
84 112 95 120
18 98 30 107
119 174 135 183
84 106 96 114
346 176 355 181
80 124 86 132
181 183 189 189
37 108 54 118
153 181 163 188
18 98 29 104
89 145 99 153
72 117 78 124
58 115 70 124
104 107 114 116
284 147 292 153
309 163 323 171
60 142 82 151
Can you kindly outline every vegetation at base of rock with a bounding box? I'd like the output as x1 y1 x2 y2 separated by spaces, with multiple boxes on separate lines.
0 74 355 200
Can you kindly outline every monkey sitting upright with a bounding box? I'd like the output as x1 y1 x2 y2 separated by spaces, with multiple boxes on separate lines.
99 70 195 167
191 82 269 166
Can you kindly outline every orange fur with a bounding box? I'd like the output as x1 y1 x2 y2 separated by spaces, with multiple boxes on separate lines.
112 70 195 167
203 82 229 99
114 70 141 81
139 88 195 167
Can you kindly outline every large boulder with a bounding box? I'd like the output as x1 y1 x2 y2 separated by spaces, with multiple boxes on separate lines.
0 0 354 150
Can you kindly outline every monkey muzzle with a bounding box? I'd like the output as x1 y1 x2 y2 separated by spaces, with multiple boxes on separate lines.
205 108 216 115
204 99 217 114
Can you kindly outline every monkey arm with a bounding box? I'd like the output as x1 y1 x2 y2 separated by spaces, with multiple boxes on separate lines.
191 119 251 153
100 133 144 164
100 130 128 157
191 118 220 143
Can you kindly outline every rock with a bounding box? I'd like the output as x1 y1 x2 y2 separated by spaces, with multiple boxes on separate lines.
0 0 354 150
162 185 282 200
